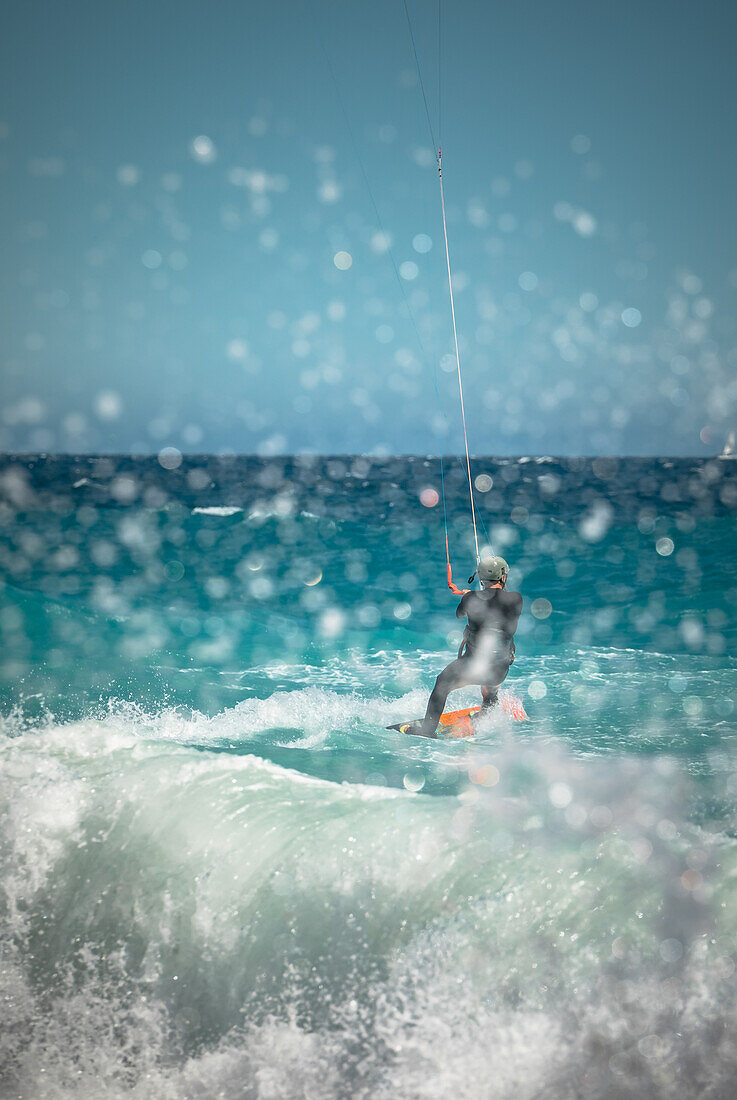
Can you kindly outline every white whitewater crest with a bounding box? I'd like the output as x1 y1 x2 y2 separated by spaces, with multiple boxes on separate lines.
191 506 244 516
2 691 737 1098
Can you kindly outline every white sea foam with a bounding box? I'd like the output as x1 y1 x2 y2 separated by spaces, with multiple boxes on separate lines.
191 506 243 516
2 695 737 1097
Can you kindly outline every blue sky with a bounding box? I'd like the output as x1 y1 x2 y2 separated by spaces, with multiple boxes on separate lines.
1 0 736 455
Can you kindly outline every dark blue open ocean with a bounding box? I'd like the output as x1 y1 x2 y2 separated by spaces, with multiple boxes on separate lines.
1 454 736 1097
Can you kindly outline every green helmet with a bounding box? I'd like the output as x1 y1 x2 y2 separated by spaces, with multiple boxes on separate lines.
477 555 509 585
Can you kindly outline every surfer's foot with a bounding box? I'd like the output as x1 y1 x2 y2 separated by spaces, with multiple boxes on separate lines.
400 721 438 738
471 700 497 727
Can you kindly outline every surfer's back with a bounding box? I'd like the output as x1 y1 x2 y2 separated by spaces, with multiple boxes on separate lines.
458 588 522 652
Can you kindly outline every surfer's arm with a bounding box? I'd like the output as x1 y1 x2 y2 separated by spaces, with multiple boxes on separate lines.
506 593 524 640
455 594 469 620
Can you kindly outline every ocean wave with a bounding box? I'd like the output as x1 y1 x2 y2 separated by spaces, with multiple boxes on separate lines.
191 506 244 517
2 707 737 1096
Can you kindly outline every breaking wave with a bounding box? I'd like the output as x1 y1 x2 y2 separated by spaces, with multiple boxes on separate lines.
2 692 737 1098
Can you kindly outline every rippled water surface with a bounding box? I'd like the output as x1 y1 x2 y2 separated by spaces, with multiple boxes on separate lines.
1 454 736 1098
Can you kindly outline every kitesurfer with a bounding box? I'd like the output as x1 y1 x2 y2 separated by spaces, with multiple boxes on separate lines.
414 555 522 737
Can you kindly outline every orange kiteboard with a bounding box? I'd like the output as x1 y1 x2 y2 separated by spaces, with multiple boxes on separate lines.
387 694 527 739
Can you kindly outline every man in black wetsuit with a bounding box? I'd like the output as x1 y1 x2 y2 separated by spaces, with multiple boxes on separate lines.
415 555 522 737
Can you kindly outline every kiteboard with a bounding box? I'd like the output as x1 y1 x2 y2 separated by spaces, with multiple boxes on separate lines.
387 695 527 739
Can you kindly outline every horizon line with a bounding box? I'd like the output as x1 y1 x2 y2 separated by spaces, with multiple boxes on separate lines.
0 451 725 462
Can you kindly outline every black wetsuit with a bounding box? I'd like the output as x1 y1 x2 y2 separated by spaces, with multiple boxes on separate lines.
419 586 523 736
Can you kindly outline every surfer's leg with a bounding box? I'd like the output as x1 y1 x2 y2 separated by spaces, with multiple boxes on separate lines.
419 659 469 736
480 685 498 709
480 661 511 709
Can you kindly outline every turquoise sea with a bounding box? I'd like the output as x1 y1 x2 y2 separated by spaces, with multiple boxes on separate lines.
1 453 736 1098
